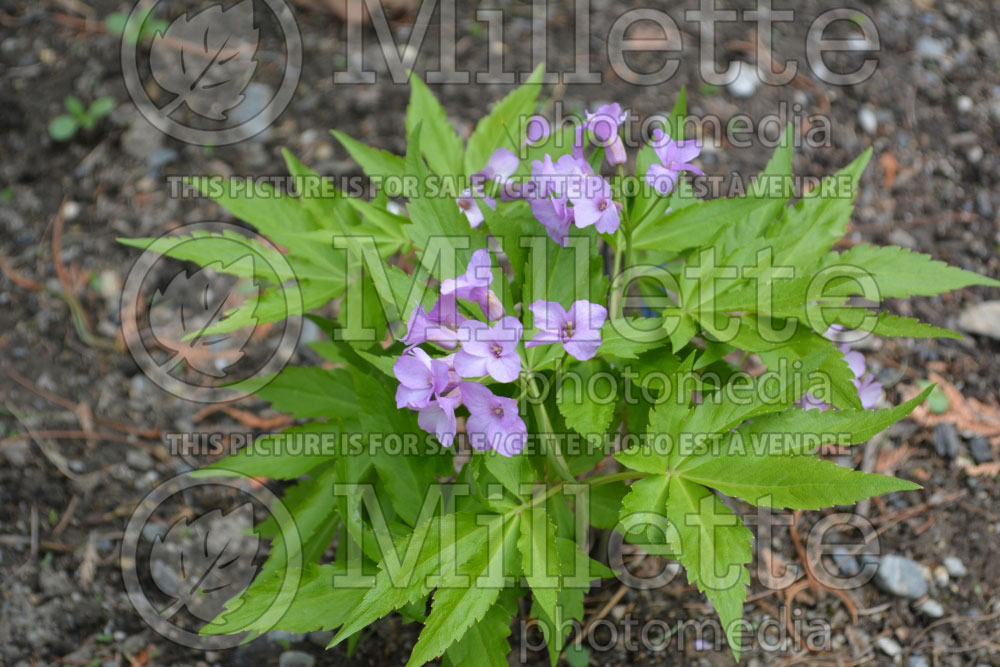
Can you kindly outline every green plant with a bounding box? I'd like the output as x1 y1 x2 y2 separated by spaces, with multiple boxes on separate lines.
48 96 116 142
105 8 168 45
122 67 998 664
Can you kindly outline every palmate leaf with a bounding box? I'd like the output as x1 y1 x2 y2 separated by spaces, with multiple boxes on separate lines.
253 366 357 419
196 421 347 480
329 512 505 647
442 592 517 667
406 514 520 666
682 455 920 511
464 64 545 175
406 73 464 178
203 562 365 636
766 150 871 268
666 477 752 660
331 129 408 181
821 243 1000 299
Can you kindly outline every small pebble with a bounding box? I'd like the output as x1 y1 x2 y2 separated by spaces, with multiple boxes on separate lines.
932 423 959 459
858 106 878 134
943 556 967 578
279 651 316 667
727 63 758 98
875 636 903 657
968 436 993 464
62 200 81 221
916 598 944 618
872 554 929 599
968 145 984 163
907 655 930 667
933 565 949 587
956 95 973 112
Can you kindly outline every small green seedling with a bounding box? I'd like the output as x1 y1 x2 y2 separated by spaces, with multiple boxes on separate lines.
49 96 116 142
105 8 168 45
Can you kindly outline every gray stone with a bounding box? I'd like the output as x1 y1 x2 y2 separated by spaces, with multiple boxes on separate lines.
872 555 928 599
943 556 967 578
907 656 930 667
832 546 861 577
278 651 316 667
968 436 993 464
916 599 944 618
875 636 902 657
888 229 918 249
858 106 878 134
727 63 758 98
958 301 1000 340
915 36 948 61
933 423 959 459
125 448 154 471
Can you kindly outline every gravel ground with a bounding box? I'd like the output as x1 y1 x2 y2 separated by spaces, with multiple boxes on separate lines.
2 0 999 665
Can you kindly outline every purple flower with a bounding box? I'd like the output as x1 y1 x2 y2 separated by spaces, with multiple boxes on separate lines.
394 348 450 409
477 148 519 184
400 295 464 350
456 188 496 228
575 103 629 167
571 174 620 234
417 392 461 447
525 300 608 361
523 115 551 145
454 316 523 383
440 249 504 320
840 344 883 409
801 343 883 411
461 382 528 456
530 194 574 248
645 128 703 196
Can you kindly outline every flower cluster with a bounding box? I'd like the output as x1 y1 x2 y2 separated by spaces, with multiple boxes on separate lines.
393 249 608 456
455 104 703 248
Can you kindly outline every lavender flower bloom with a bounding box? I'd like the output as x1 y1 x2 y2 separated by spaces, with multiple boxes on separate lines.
841 344 883 409
417 392 461 447
461 382 528 456
456 149 519 227
524 115 550 145
455 316 523 383
576 103 629 167
801 343 883 411
530 194 574 248
525 300 608 361
440 249 504 321
400 295 464 350
477 148 519 185
393 348 450 409
645 128 704 196
456 189 496 228
571 174 620 234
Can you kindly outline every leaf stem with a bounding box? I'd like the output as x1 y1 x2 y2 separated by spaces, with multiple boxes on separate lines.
527 374 575 483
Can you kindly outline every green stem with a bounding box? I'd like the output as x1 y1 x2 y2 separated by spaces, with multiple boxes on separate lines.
527 374 575 483
521 470 652 511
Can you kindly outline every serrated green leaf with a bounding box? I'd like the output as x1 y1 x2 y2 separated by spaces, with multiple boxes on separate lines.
255 367 357 419
407 515 520 666
822 243 1000 299
331 130 407 181
464 64 544 175
407 73 464 178
683 455 920 510
666 477 752 660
